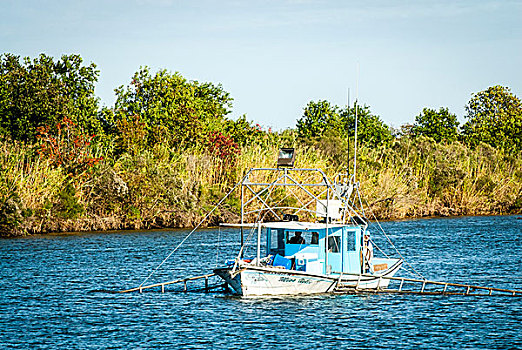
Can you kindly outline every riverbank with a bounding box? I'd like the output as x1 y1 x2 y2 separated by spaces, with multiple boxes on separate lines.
2 137 521 237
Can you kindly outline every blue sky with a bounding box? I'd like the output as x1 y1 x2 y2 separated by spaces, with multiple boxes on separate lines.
1 0 521 129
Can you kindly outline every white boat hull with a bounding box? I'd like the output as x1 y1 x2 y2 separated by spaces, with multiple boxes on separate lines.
214 260 403 296
215 267 335 296
335 261 403 290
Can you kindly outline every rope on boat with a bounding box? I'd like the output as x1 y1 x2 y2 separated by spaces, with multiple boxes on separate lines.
232 212 262 273
138 179 243 289
355 183 367 218
233 188 277 270
369 238 421 279
370 235 421 279
361 195 426 280
370 238 391 259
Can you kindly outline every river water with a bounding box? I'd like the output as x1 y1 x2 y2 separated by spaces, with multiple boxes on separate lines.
1 215 521 349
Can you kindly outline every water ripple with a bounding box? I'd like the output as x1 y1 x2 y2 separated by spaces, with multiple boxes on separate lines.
0 216 521 349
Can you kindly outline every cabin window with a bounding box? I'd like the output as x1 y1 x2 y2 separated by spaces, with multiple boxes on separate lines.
270 229 285 255
328 236 341 253
346 230 356 251
287 231 306 244
285 231 318 245
310 232 319 245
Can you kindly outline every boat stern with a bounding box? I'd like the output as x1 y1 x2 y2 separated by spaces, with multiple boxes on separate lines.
213 267 244 295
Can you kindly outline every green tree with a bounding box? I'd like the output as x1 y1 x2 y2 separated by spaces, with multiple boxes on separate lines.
461 85 522 153
0 53 100 142
338 103 393 147
296 100 392 147
223 115 263 147
296 100 339 139
113 67 234 150
412 107 459 142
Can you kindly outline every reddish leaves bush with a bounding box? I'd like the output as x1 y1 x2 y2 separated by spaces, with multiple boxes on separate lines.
207 131 240 165
36 116 103 176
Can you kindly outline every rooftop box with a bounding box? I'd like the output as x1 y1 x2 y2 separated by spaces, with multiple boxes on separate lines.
316 200 343 220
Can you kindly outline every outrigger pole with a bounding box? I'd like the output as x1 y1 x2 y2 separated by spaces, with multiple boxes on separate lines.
134 178 244 290
335 274 522 297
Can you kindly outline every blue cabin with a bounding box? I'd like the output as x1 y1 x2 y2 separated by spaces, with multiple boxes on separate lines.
264 222 365 275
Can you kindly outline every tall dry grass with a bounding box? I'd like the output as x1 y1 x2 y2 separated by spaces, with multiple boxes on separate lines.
352 137 522 218
1 136 521 236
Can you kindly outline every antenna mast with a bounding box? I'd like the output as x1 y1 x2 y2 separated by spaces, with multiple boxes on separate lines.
353 64 359 182
347 88 350 175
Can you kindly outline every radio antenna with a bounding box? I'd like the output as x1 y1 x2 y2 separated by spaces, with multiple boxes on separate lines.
347 88 350 176
353 64 359 182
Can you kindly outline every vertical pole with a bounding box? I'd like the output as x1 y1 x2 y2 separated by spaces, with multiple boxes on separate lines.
325 186 329 275
347 88 350 175
443 283 448 294
184 280 187 292
205 276 209 293
341 227 344 275
161 284 165 293
399 278 404 292
353 64 359 181
361 228 366 274
256 222 261 266
240 184 244 258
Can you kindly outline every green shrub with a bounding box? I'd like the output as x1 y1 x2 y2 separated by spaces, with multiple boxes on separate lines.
54 182 83 219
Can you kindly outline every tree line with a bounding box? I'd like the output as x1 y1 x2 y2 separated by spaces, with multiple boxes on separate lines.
1 53 521 154
0 54 264 160
297 87 521 154
1 53 521 236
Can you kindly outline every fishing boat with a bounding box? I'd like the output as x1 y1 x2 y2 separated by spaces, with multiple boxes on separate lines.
213 148 403 296
123 150 522 298
123 94 521 298
122 146 522 298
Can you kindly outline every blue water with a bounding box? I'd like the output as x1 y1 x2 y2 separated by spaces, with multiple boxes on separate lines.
1 215 521 349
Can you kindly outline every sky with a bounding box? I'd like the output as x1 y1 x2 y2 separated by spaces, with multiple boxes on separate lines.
1 0 521 130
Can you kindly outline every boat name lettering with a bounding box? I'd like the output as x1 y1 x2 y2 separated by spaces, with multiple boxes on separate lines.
279 277 296 283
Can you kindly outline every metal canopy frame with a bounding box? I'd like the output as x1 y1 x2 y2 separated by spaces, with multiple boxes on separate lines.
236 167 368 269
239 167 367 227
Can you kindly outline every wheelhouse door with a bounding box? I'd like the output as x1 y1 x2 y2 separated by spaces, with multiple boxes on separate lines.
326 228 342 274
342 227 361 274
